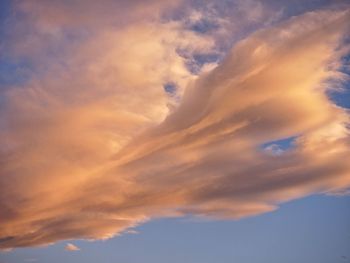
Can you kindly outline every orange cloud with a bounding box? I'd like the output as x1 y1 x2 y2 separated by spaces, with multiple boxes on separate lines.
0 2 349 249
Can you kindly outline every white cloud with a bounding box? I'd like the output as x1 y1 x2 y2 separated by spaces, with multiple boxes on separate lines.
125 229 139 235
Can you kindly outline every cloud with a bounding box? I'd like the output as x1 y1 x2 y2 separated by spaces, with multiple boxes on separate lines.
125 229 139 235
0 0 350 250
64 243 80 251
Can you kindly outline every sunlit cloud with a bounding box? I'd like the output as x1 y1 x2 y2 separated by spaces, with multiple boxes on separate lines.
64 243 80 251
0 0 349 249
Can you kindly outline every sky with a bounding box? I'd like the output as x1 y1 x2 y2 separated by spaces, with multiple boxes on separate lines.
0 0 350 262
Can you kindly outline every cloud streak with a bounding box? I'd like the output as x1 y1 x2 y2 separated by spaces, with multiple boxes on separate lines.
0 0 349 249
64 243 80 251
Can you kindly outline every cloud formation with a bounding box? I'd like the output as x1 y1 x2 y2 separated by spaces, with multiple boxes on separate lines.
64 243 80 251
0 0 350 249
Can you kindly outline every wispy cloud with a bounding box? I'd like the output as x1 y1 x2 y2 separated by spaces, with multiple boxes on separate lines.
125 229 139 235
64 243 80 251
0 0 349 249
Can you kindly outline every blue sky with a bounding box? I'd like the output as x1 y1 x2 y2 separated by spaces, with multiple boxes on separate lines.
2 195 349 263
1 0 350 262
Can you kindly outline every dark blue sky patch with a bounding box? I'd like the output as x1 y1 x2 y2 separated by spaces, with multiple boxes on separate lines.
0 0 12 38
328 85 350 109
328 52 350 109
163 82 177 96
177 50 221 75
192 53 221 65
260 136 298 154
0 57 32 87
189 19 220 34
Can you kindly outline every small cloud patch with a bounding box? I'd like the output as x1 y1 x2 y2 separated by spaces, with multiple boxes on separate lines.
125 229 139 235
64 243 80 251
264 144 284 155
261 136 298 155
